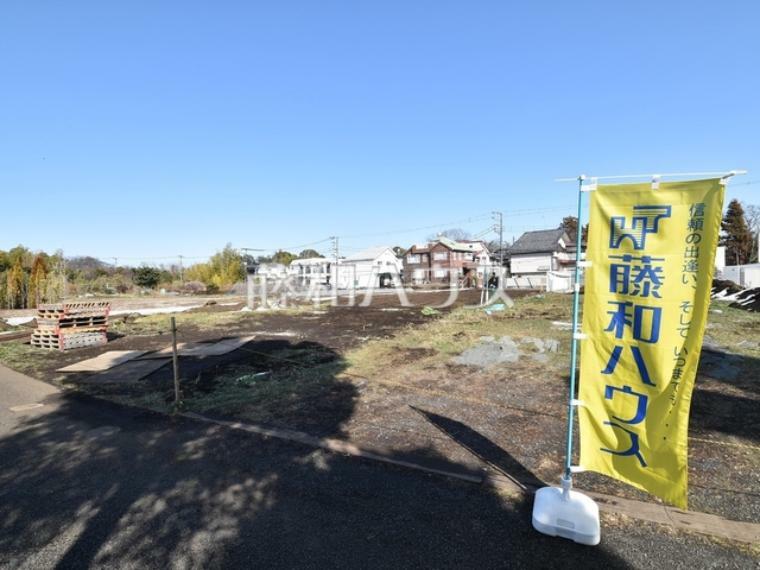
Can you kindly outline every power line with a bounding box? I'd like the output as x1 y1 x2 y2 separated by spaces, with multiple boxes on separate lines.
67 205 579 263
335 206 574 242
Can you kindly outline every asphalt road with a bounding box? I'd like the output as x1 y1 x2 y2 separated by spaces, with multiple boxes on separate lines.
0 365 755 569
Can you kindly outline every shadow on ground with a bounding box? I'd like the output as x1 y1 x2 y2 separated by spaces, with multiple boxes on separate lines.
2 340 757 568
0 383 641 568
691 348 760 442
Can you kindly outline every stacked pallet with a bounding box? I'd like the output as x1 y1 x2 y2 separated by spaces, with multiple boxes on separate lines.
31 302 111 351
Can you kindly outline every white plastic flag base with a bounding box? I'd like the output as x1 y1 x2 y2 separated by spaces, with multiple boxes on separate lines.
532 476 600 546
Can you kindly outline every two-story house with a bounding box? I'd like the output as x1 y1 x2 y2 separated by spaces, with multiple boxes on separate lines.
403 237 491 285
402 244 432 284
508 228 576 277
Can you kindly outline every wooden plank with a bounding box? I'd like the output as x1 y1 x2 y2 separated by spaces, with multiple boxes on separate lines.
138 342 202 359
177 336 256 357
57 350 148 373
0 330 32 343
140 336 256 359
69 359 169 385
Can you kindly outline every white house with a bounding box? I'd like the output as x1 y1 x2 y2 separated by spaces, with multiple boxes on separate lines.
335 246 402 289
289 257 332 286
255 263 289 279
509 228 576 277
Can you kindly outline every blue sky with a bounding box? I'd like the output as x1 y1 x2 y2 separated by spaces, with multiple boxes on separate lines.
1 1 758 263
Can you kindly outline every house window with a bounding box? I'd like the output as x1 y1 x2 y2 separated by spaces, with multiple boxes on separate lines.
433 251 448 261
407 254 420 264
434 269 446 278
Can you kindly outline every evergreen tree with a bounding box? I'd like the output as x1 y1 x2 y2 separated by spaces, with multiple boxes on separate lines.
720 199 753 265
133 266 161 289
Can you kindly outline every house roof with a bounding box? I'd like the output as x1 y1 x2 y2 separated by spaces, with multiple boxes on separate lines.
435 236 490 253
344 246 395 262
509 228 569 255
291 257 329 266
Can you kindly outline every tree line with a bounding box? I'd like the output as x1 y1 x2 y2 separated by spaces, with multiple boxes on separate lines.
2 201 757 309
0 244 248 309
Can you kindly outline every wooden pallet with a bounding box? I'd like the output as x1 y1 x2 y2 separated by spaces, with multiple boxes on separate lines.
31 330 108 351
36 316 108 332
37 302 111 318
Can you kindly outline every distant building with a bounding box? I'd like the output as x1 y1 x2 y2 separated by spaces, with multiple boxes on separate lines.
402 237 491 285
509 228 576 277
335 246 402 289
290 257 331 287
721 263 760 289
403 243 432 285
255 263 289 279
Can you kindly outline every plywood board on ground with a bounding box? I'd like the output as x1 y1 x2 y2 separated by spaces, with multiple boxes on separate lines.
69 359 169 385
140 336 256 359
57 350 148 372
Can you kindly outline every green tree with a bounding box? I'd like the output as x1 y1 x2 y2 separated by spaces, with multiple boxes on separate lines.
720 199 753 265
272 250 296 265
298 249 323 259
133 266 161 289
6 245 32 269
184 244 245 291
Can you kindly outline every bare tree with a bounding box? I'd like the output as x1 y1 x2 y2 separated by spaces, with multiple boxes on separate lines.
745 204 760 263
427 228 472 242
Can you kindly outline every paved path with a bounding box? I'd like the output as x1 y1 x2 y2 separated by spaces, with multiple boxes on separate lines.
0 366 756 569
0 364 59 433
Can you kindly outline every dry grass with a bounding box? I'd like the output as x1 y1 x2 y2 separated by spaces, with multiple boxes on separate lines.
345 293 573 378
0 341 56 378
108 310 254 336
704 301 760 357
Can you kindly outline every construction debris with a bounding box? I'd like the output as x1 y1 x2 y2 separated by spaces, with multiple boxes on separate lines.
31 302 110 351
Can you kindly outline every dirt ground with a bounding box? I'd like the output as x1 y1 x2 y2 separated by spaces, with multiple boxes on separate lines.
1 288 758 532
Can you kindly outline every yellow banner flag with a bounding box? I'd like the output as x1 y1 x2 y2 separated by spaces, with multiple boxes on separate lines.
578 178 724 508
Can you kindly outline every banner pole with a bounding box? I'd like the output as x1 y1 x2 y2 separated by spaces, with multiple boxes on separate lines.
532 174 599 545
563 174 586 481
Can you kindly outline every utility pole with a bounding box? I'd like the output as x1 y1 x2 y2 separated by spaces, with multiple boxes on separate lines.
170 316 181 409
61 251 67 301
493 211 504 285
330 236 339 298
178 255 184 284
112 257 118 268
